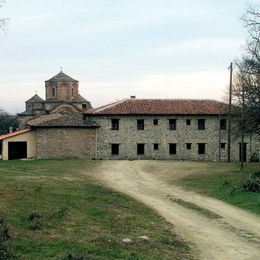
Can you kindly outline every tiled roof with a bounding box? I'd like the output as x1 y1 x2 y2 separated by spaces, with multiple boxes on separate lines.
0 129 32 140
27 113 97 128
78 94 87 102
85 99 229 115
18 111 34 116
46 71 78 82
26 94 44 103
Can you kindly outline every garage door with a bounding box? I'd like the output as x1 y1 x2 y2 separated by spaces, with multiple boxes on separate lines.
8 142 27 160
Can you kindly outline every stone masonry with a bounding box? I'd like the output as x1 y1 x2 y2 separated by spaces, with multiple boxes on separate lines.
89 115 259 161
35 128 96 159
16 71 260 162
19 71 92 129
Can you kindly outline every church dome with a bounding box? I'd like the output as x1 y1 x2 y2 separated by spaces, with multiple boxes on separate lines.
26 94 44 103
46 71 78 83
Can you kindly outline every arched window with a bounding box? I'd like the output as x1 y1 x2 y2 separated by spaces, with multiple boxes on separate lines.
52 87 55 97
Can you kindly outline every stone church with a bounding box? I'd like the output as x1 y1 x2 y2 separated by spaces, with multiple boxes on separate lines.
0 71 259 161
1 71 97 160
18 70 92 128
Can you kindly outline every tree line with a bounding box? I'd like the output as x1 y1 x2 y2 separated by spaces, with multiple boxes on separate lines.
233 4 260 137
0 1 15 135
0 0 8 32
0 109 18 135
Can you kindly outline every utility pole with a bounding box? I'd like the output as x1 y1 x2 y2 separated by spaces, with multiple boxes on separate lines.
241 82 245 171
227 62 233 162
218 113 221 162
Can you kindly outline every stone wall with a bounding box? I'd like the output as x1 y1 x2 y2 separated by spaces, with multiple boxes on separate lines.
36 128 96 159
88 115 260 161
45 81 79 101
44 102 84 113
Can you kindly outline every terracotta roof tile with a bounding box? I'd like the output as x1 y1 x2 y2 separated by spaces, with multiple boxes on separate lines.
27 113 97 128
0 129 32 140
85 99 228 115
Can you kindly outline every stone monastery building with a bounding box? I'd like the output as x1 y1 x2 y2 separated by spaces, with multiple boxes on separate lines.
0 71 259 161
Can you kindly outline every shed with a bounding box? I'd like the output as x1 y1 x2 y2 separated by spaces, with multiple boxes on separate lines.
0 129 36 160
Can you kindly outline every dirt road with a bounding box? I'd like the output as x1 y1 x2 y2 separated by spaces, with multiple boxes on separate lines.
86 161 260 260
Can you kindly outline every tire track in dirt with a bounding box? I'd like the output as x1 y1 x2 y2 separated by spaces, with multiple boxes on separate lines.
86 161 260 260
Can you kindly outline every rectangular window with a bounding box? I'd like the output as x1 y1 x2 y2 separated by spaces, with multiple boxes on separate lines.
186 119 191 125
198 143 206 154
198 119 205 130
52 87 55 97
153 119 158 125
169 119 177 130
111 144 119 155
137 143 145 155
169 143 177 154
137 119 144 130
220 143 226 149
186 143 192 150
154 143 159 150
220 119 227 130
111 119 119 130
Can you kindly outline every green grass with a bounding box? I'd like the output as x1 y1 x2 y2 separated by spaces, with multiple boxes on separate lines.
176 162 260 215
0 160 193 259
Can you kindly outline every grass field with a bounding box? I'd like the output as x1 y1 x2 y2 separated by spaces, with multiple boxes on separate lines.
0 160 193 260
176 162 260 215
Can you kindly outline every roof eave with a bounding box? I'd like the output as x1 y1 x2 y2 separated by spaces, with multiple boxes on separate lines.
85 113 229 116
31 125 99 129
45 80 79 83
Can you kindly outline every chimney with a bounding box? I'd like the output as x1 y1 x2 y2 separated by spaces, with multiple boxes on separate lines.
130 95 136 99
9 127 13 133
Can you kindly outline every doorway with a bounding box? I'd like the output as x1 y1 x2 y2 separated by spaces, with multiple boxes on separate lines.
239 143 247 162
137 144 145 155
8 142 27 160
111 144 119 155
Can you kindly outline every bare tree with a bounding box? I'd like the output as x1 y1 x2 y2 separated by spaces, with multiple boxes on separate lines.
232 4 260 137
242 5 260 60
0 0 8 32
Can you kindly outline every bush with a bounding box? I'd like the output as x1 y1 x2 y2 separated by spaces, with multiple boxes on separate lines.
232 174 260 193
25 212 43 231
0 219 12 259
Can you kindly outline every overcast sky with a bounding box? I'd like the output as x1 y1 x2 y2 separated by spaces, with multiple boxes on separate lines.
0 0 258 113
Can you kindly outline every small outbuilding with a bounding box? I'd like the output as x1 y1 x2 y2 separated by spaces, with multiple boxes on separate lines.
0 129 36 160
